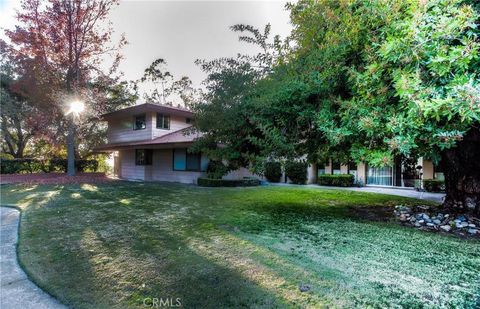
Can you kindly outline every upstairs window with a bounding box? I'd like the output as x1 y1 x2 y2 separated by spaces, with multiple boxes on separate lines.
157 113 170 130
134 114 146 130
135 149 152 165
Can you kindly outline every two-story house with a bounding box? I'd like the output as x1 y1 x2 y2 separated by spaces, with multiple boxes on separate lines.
95 103 254 183
97 102 442 187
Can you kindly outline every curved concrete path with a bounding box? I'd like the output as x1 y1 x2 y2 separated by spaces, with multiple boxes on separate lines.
0 207 66 309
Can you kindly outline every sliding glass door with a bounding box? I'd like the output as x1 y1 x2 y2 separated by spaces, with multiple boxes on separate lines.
367 166 393 186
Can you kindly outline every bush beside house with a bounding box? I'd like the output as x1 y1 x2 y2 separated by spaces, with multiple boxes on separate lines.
264 161 282 182
423 179 445 192
285 161 308 184
318 174 354 187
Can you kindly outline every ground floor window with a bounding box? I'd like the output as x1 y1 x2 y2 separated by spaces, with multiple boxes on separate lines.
367 166 393 186
173 149 208 171
135 149 152 165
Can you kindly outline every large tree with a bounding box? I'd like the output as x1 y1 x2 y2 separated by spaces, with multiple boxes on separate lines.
193 0 480 213
4 0 127 175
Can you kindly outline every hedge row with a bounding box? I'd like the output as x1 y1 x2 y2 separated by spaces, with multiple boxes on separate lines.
0 159 99 174
318 174 354 187
423 179 445 192
197 177 260 187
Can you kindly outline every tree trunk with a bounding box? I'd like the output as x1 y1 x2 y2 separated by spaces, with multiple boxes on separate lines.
441 126 480 215
67 116 76 176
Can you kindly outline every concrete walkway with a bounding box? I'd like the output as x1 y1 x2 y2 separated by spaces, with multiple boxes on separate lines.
0 207 66 309
270 183 445 203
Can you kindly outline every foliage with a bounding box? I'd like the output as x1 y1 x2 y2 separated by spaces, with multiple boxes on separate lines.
318 174 354 187
0 159 98 174
138 58 201 107
205 160 230 179
193 0 480 206
264 161 282 182
2 0 131 160
197 177 260 187
285 161 308 184
0 61 41 158
423 179 446 193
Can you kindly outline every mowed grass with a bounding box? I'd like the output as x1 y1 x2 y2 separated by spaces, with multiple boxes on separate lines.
2 182 479 308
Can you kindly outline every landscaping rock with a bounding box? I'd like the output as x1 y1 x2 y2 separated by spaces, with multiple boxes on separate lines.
393 205 480 238
467 229 478 235
440 225 451 232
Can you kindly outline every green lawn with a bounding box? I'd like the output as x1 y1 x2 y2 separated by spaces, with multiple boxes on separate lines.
2 182 479 308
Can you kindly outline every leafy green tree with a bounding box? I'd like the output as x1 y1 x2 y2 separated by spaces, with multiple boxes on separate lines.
194 0 480 212
342 0 480 211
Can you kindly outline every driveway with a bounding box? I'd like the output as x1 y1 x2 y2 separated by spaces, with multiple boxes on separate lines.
0 207 66 309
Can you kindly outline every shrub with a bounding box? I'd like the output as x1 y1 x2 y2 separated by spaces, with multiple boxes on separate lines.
285 161 307 184
423 179 445 192
0 158 99 174
264 161 282 182
206 160 229 179
197 177 260 187
318 174 354 187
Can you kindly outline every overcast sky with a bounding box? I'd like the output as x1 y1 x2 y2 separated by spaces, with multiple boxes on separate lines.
0 0 292 92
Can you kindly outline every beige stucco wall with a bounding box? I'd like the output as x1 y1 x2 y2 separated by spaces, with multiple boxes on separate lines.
356 162 367 185
307 163 317 184
422 159 434 180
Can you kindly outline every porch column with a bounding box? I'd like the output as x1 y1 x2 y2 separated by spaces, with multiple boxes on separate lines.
307 163 317 184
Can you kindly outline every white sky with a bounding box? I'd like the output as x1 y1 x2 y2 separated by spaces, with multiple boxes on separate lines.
0 0 292 92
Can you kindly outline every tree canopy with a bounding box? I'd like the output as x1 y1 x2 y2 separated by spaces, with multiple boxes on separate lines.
192 0 480 210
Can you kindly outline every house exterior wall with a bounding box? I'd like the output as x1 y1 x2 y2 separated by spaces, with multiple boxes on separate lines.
224 167 259 180
422 159 435 180
119 149 146 180
357 162 367 185
107 112 192 143
118 149 204 184
307 163 317 184
152 114 191 139
151 149 203 184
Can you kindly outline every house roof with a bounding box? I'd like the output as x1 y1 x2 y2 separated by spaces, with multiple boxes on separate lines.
94 127 202 151
100 102 194 120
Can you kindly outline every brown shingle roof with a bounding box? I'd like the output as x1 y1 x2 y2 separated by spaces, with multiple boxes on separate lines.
101 103 194 120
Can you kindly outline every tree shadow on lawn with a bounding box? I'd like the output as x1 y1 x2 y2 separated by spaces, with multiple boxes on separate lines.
13 183 325 308
10 182 480 308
